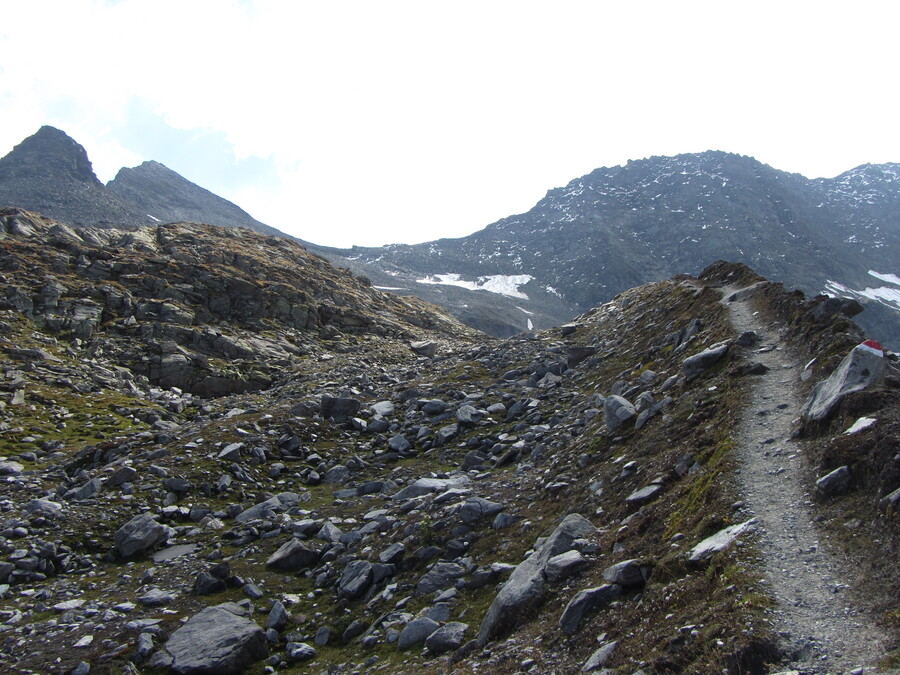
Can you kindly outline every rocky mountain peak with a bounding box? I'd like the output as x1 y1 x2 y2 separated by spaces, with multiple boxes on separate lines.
0 125 100 186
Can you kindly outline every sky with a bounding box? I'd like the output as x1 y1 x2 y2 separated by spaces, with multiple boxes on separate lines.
1 1 898 248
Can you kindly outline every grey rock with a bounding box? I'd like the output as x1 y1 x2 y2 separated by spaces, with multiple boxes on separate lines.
67 477 102 501
435 423 459 446
801 341 886 422
424 621 468 654
416 561 467 596
217 442 243 461
266 601 289 630
545 550 588 583
815 465 851 497
0 461 23 476
688 518 758 562
314 625 331 646
411 340 437 357
379 542 406 565
160 603 267 674
320 395 361 421
625 483 663 504
601 559 645 587
880 486 900 512
193 571 226 596
114 512 169 558
392 476 470 501
582 640 619 671
398 617 440 650
317 521 342 543
477 513 595 646
265 538 320 571
26 498 63 518
338 560 374 599
285 641 317 662
371 400 395 417
456 404 482 426
559 584 623 635
138 588 177 607
421 399 449 415
459 496 504 523
388 434 412 453
682 341 730 381
107 465 137 488
323 464 351 484
603 395 636 432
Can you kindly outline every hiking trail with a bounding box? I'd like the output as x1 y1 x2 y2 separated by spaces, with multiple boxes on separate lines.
722 284 893 674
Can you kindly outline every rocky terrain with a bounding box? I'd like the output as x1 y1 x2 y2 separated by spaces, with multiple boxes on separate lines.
315 152 900 344
0 212 897 674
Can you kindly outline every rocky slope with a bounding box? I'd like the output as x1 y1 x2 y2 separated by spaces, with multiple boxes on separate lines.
315 152 900 344
0 212 896 674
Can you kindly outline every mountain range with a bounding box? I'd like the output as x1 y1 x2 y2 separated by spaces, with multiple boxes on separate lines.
1 126 898 346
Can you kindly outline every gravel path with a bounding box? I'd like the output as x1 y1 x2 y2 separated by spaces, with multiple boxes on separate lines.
723 286 893 674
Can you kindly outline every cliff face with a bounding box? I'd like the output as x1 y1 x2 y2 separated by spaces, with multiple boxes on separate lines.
0 211 897 674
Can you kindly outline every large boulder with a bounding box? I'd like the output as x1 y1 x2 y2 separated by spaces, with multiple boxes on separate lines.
603 396 636 432
266 538 320 571
114 512 169 558
477 513 596 646
320 396 361 421
682 341 730 381
337 560 374 599
801 340 886 423
153 603 267 674
688 518 758 563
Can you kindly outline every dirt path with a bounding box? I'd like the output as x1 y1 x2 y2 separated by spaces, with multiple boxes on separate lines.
722 285 892 674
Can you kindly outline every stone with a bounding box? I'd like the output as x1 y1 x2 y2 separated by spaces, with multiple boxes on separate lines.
320 395 361 421
801 340 886 422
477 513 596 646
266 539 320 571
416 561 467 595
114 513 169 558
371 400 395 416
603 395 636 432
392 476 471 501
107 465 137 488
435 423 459 446
459 496 504 523
601 559 645 587
338 560 374 599
559 584 623 635
379 542 406 565
582 640 619 671
26 498 63 518
0 460 24 475
625 483 663 504
388 434 412 453
286 641 317 662
235 493 297 523
815 465 851 497
314 625 331 646
682 341 730 380
410 340 437 357
67 477 102 501
323 464 350 484
193 571 226 596
217 443 243 461
138 588 177 607
159 603 267 674
424 621 468 654
317 521 342 543
545 550 588 583
688 518 758 563
266 601 289 630
397 617 440 650
456 404 482 426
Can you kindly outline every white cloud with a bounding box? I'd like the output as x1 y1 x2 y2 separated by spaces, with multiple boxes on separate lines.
2 1 899 246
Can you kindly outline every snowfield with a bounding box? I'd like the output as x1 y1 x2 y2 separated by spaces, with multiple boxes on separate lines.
415 273 534 299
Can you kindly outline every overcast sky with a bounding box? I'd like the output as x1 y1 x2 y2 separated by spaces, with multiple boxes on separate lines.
1 1 898 248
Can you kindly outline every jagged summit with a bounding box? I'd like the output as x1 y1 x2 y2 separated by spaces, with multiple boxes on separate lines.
0 126 290 238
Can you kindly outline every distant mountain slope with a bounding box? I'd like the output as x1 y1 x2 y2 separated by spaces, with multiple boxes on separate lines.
107 160 286 238
313 151 900 345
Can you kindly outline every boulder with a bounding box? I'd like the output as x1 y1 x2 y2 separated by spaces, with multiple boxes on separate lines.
392 476 470 501
682 341 730 381
266 539 320 571
545 550 588 583
459 497 504 524
801 340 885 423
114 512 169 558
398 617 439 650
601 559 645 587
815 466 851 497
157 603 267 674
416 561 467 595
425 621 468 653
559 584 622 635
603 396 636 432
582 640 619 671
320 396 361 421
477 513 595 646
410 340 437 357
338 560 374 599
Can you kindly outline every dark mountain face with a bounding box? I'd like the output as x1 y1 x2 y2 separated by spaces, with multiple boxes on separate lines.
0 127 290 240
107 161 285 238
0 126 150 228
313 151 900 345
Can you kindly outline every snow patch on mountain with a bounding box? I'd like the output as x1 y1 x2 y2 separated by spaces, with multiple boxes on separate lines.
824 270 900 311
415 273 534 299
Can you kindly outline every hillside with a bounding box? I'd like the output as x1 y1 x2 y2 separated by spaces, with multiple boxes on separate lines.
0 212 896 674
315 152 900 345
